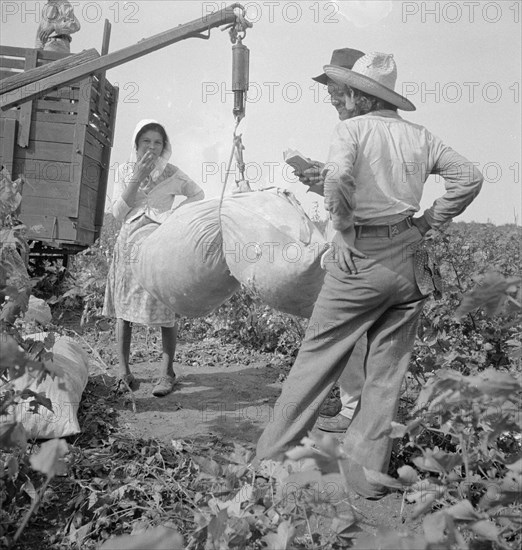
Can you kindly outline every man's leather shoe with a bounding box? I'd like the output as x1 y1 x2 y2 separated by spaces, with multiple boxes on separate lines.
316 413 352 433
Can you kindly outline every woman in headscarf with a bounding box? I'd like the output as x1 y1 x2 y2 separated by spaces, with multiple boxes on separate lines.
103 120 204 397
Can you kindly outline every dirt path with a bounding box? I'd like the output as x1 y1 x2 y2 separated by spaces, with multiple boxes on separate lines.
92 338 423 536
114 355 282 445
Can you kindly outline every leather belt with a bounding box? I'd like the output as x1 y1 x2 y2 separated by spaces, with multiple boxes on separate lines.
355 217 413 238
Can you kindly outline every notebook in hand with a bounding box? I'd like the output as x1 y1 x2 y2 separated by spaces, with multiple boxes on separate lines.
283 149 315 174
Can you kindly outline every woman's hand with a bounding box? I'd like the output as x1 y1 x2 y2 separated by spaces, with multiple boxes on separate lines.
120 151 157 208
131 150 157 186
332 226 367 274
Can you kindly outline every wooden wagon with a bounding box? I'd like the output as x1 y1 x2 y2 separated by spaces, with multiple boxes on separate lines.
0 46 118 257
0 4 248 263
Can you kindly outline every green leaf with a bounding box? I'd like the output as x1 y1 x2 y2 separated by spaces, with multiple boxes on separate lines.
467 368 521 397
470 520 499 541
397 465 418 485
286 433 343 473
413 449 461 474
68 521 93 547
0 422 27 451
506 458 522 474
386 421 408 439
19 389 53 413
455 271 521 318
29 439 68 478
411 492 437 519
20 479 37 505
192 455 222 477
352 530 428 549
0 334 25 371
262 520 295 550
423 511 447 543
362 468 405 489
100 526 184 550
207 509 228 547
445 499 480 521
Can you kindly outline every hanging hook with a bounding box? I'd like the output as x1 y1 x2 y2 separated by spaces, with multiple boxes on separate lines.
222 5 253 44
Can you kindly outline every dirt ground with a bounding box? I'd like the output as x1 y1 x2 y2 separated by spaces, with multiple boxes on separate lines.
87 335 424 537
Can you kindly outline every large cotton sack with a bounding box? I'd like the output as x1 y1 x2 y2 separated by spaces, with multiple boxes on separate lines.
220 188 328 318
131 199 240 318
5 336 89 440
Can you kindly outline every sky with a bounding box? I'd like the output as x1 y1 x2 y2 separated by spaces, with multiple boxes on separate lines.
2 0 521 225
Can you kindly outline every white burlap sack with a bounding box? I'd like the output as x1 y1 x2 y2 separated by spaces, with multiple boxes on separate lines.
220 189 327 318
131 199 240 318
5 336 89 440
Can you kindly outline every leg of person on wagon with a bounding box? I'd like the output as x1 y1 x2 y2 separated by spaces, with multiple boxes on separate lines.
103 119 204 397
257 52 483 499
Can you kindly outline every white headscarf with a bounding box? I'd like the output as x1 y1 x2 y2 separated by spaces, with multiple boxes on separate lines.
120 119 173 186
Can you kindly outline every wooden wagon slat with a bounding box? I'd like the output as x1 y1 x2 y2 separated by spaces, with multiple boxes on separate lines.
27 120 75 144
85 126 109 149
22 195 77 217
79 183 99 217
35 99 79 114
0 69 21 80
22 180 76 201
14 139 73 163
83 135 104 165
0 118 16 173
30 111 80 124
78 203 97 229
13 159 79 183
0 46 27 56
21 213 78 243
0 57 25 70
86 125 111 149
89 102 112 126
42 87 80 101
79 156 104 190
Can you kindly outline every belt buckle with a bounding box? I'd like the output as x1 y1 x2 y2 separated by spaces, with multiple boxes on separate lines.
390 223 400 237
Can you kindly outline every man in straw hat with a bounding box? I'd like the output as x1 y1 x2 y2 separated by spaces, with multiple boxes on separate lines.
295 48 369 434
258 52 483 499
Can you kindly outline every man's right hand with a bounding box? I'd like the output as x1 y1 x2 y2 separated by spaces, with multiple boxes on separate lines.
297 161 325 196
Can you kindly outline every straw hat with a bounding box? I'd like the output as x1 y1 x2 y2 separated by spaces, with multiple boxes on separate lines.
324 52 416 111
312 48 365 85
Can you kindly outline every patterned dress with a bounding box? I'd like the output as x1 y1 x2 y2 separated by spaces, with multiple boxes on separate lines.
102 163 203 326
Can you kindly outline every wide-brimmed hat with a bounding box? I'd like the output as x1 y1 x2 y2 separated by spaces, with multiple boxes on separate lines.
324 52 416 111
312 48 365 85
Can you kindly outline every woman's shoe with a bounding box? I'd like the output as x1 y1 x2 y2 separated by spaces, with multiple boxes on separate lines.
152 375 176 397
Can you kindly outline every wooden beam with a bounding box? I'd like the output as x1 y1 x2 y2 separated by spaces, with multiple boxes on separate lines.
0 49 99 96
101 19 112 56
1 5 244 111
96 19 112 106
